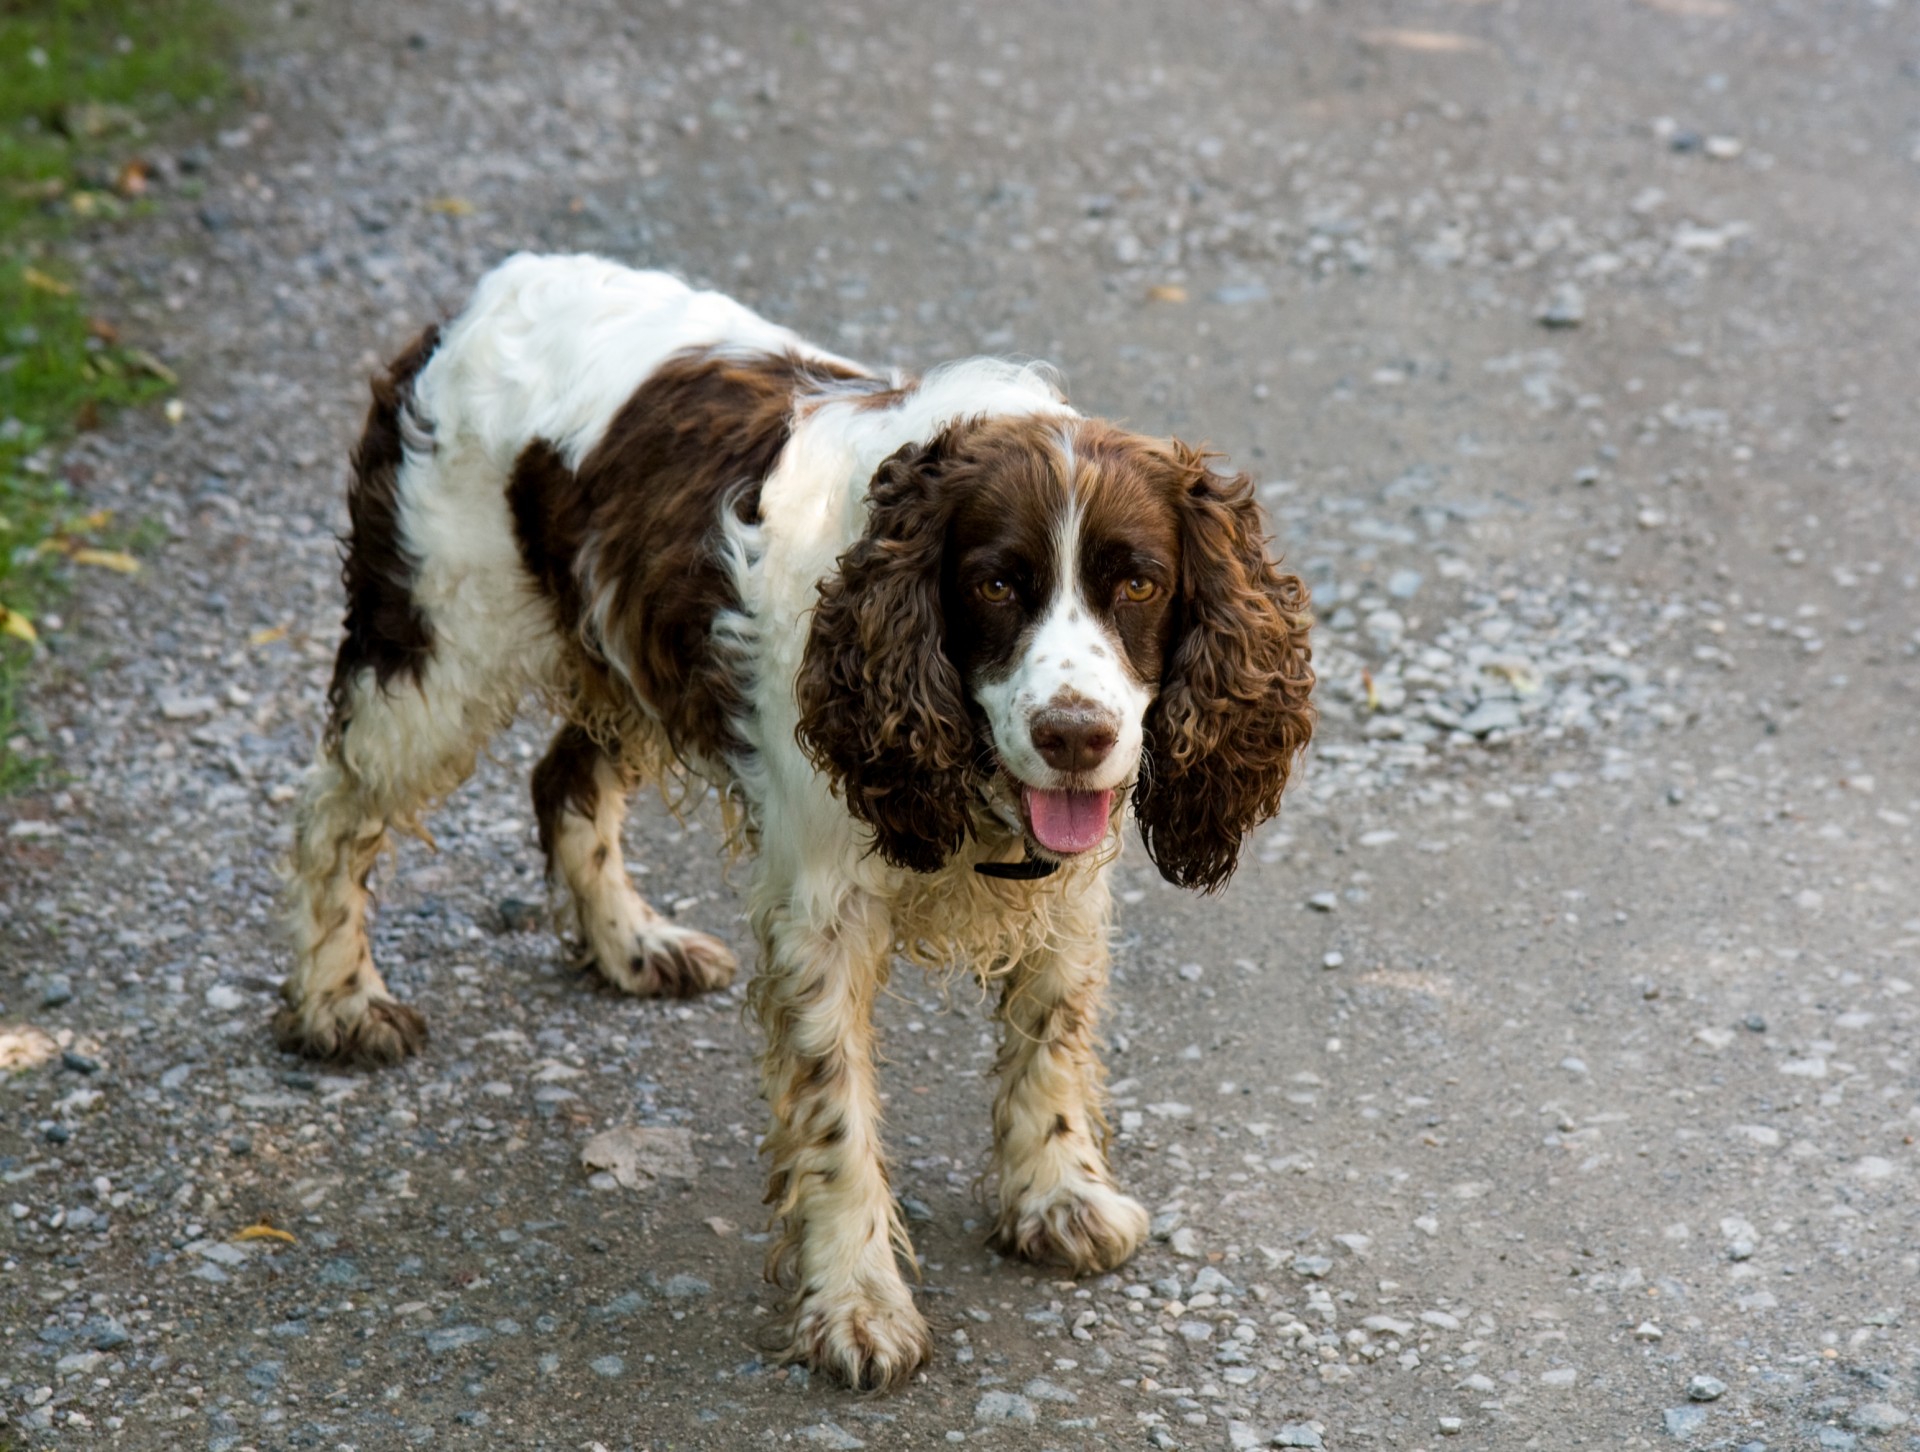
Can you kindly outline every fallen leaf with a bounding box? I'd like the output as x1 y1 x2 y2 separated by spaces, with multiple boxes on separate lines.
1481 659 1541 694
71 548 139 574
234 1222 297 1245
1146 283 1189 303
581 1125 700 1188
9 177 65 203
1359 28 1490 53
22 266 72 297
86 316 120 344
60 101 141 140
125 348 178 385
0 1025 57 1070
249 624 289 647
426 196 475 216
115 158 151 198
1361 668 1380 712
1 606 37 643
67 509 113 533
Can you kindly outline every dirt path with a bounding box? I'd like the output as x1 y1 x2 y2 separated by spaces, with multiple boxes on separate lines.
4 0 1918 1447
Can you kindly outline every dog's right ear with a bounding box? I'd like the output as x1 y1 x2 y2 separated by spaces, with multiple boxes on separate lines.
795 432 982 873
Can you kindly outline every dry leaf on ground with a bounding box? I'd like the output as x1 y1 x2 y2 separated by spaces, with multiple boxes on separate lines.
234 1223 298 1245
580 1125 700 1188
1 606 37 643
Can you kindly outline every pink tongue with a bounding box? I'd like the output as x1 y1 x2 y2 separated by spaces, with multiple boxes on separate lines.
1023 787 1115 855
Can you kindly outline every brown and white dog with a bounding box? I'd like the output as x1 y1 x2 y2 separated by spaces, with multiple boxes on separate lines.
279 253 1314 1390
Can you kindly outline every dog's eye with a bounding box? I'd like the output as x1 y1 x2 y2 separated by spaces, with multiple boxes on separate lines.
978 578 1014 604
1120 577 1157 603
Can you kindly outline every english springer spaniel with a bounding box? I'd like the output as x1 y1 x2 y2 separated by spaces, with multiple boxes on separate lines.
279 254 1314 1390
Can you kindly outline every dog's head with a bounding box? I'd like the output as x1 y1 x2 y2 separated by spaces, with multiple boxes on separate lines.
796 414 1314 890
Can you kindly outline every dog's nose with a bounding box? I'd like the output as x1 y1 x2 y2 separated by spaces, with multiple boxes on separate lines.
1030 708 1118 774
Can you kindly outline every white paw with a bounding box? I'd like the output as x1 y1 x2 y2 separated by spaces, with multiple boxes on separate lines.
775 1283 932 1392
588 923 738 998
273 991 427 1067
991 1179 1149 1274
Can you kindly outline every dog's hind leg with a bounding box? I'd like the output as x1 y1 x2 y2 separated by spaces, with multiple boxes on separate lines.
277 324 528 1066
531 722 737 997
277 616 532 1065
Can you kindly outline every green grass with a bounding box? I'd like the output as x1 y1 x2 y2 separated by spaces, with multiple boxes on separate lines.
0 0 238 788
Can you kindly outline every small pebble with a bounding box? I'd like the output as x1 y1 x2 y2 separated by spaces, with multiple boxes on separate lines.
1847 1404 1908 1434
1663 1406 1709 1438
973 1391 1037 1427
1538 282 1586 328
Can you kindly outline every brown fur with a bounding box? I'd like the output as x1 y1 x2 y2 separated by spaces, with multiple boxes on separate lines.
1132 445 1316 891
509 347 876 770
327 325 442 742
794 427 987 872
530 721 604 868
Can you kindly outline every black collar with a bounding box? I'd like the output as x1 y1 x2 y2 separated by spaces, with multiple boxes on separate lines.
974 854 1059 881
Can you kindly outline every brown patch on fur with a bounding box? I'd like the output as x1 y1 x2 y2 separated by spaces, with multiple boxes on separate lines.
327 326 442 742
529 722 604 870
508 347 874 768
1133 444 1315 891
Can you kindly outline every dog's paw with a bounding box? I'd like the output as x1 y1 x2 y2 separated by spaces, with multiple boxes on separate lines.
273 993 427 1068
777 1285 932 1392
990 1180 1149 1275
592 925 738 999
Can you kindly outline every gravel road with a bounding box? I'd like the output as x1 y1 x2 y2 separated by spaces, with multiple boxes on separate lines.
4 0 1918 1447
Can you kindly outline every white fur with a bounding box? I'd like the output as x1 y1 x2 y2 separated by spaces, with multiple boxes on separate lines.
974 454 1154 797
283 254 1145 1391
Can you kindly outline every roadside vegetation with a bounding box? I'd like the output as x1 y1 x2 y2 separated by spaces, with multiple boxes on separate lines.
0 0 238 787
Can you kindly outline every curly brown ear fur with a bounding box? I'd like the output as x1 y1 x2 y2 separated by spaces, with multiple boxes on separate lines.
1134 444 1314 892
795 435 980 873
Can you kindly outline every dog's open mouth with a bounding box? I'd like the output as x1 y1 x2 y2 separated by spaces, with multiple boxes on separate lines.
1019 785 1115 855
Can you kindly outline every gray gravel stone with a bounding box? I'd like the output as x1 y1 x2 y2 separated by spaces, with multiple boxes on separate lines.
423 1325 491 1355
1663 1406 1709 1438
796 1424 866 1449
1538 282 1587 328
974 1391 1037 1426
1847 1403 1908 1434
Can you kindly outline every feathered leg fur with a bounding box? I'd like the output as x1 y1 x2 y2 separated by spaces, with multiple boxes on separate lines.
987 873 1149 1273
751 889 932 1391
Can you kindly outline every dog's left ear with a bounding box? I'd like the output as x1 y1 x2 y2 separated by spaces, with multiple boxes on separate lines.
1134 443 1314 891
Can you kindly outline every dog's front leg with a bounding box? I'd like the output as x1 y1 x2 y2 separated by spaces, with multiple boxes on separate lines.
988 872 1149 1273
753 889 930 1391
